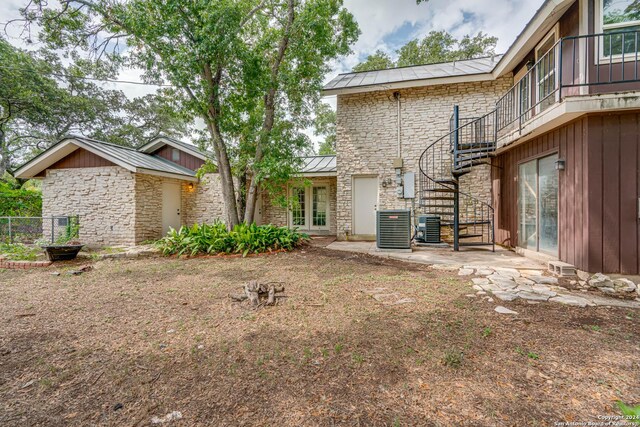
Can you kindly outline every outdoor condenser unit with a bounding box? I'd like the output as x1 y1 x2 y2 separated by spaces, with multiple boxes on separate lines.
416 215 441 244
376 210 411 250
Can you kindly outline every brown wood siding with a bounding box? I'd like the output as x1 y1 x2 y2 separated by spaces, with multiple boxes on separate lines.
493 113 640 274
586 113 640 274
152 145 204 171
47 148 116 170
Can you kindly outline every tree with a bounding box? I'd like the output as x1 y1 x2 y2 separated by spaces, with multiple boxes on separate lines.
313 103 336 155
22 0 359 227
396 31 458 67
352 50 394 72
0 38 191 176
353 30 498 71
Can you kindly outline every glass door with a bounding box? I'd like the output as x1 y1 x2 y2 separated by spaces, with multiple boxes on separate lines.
311 186 328 230
518 154 558 256
290 185 330 231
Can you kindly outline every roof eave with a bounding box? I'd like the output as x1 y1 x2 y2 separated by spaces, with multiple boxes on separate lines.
492 0 574 78
13 138 137 179
139 136 212 162
322 72 494 96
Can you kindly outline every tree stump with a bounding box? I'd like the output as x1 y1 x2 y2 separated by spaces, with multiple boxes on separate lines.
229 281 285 306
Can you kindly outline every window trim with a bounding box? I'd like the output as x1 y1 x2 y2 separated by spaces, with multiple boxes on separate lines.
171 148 181 162
595 0 640 63
534 24 560 114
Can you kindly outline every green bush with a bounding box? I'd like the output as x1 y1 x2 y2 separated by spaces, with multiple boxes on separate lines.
0 181 42 216
157 221 309 257
0 243 42 261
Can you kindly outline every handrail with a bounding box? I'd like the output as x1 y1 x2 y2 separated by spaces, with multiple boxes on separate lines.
496 30 640 133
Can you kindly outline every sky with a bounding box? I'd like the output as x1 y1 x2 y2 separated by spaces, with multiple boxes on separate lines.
0 0 544 145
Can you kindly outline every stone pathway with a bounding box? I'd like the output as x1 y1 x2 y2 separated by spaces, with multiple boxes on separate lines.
460 266 640 309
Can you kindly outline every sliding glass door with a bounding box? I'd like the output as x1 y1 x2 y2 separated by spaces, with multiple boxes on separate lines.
518 154 559 256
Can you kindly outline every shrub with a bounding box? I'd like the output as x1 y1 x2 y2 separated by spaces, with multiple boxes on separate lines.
0 243 42 261
0 181 42 216
157 221 309 257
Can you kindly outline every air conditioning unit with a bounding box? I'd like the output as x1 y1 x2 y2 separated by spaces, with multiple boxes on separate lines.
376 210 411 250
416 215 441 244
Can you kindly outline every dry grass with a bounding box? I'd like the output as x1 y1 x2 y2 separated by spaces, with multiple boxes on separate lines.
1 246 639 426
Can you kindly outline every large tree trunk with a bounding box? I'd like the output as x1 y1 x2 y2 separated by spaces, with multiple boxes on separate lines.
243 0 295 224
205 119 239 228
0 129 9 177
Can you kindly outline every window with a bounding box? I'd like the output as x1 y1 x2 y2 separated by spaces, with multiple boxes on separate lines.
290 185 330 230
171 148 180 162
599 0 640 57
518 154 559 256
291 187 306 227
535 26 559 112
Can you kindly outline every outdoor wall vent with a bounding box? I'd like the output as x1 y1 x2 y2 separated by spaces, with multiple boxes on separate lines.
376 210 411 250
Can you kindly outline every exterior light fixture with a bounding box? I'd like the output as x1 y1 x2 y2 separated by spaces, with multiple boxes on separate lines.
555 159 566 171
188 182 195 191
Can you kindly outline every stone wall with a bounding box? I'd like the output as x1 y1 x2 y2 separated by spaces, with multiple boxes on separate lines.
182 173 228 226
335 76 513 239
134 174 164 242
262 177 337 235
42 166 137 245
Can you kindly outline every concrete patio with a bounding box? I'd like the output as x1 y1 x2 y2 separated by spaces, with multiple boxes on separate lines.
326 241 546 270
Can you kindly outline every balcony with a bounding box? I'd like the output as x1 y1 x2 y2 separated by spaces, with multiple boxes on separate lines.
496 30 640 146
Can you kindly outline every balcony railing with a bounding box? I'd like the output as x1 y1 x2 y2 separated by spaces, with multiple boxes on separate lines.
496 30 640 134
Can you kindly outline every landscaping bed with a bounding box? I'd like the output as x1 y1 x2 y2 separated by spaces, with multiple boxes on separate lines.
1 246 639 426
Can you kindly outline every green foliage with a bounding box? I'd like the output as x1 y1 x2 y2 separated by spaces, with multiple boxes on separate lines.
313 103 336 155
481 326 492 338
353 30 498 71
0 181 42 216
195 160 219 179
55 217 80 244
0 243 41 261
0 37 191 176
352 49 395 72
156 221 308 257
617 401 640 424
441 349 464 368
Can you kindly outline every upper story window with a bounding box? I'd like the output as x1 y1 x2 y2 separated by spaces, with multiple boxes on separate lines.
171 148 180 162
599 0 640 57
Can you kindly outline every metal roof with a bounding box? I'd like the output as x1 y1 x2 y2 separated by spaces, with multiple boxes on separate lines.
73 137 197 176
323 55 503 93
300 155 336 175
12 136 197 180
138 136 215 161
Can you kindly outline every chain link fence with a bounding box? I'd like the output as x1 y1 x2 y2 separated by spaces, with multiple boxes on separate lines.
0 216 80 245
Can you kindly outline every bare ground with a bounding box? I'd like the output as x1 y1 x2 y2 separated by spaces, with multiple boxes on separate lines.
1 246 639 426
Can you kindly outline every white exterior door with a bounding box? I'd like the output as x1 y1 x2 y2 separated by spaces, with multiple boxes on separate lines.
162 182 182 235
353 176 378 236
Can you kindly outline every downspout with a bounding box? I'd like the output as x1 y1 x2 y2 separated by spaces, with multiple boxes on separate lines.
394 91 401 158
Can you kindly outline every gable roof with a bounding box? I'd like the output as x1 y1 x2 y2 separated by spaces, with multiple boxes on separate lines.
323 55 502 96
137 136 214 162
13 136 198 181
299 155 336 176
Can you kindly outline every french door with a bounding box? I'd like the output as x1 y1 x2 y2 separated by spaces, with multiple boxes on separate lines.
290 185 329 231
518 154 559 256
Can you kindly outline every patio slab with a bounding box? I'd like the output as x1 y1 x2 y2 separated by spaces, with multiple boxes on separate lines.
326 241 546 270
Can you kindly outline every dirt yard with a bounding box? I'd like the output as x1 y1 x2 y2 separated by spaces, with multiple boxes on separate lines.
1 246 639 426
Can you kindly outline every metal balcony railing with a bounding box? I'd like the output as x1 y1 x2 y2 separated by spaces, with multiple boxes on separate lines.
496 30 640 134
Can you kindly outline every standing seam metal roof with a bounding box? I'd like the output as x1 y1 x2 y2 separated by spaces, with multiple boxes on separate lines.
72 137 196 176
300 155 336 173
323 55 503 92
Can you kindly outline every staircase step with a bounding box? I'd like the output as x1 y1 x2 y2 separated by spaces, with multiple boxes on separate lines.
423 188 456 193
423 196 455 201
455 146 496 155
458 233 484 239
434 179 457 185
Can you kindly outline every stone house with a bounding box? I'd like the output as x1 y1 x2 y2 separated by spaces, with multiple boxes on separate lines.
13 136 336 245
13 0 640 275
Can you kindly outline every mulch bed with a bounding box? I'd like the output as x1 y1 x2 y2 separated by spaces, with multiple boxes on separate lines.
1 246 639 426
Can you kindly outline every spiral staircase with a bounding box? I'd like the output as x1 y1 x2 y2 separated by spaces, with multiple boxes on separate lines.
418 105 497 251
